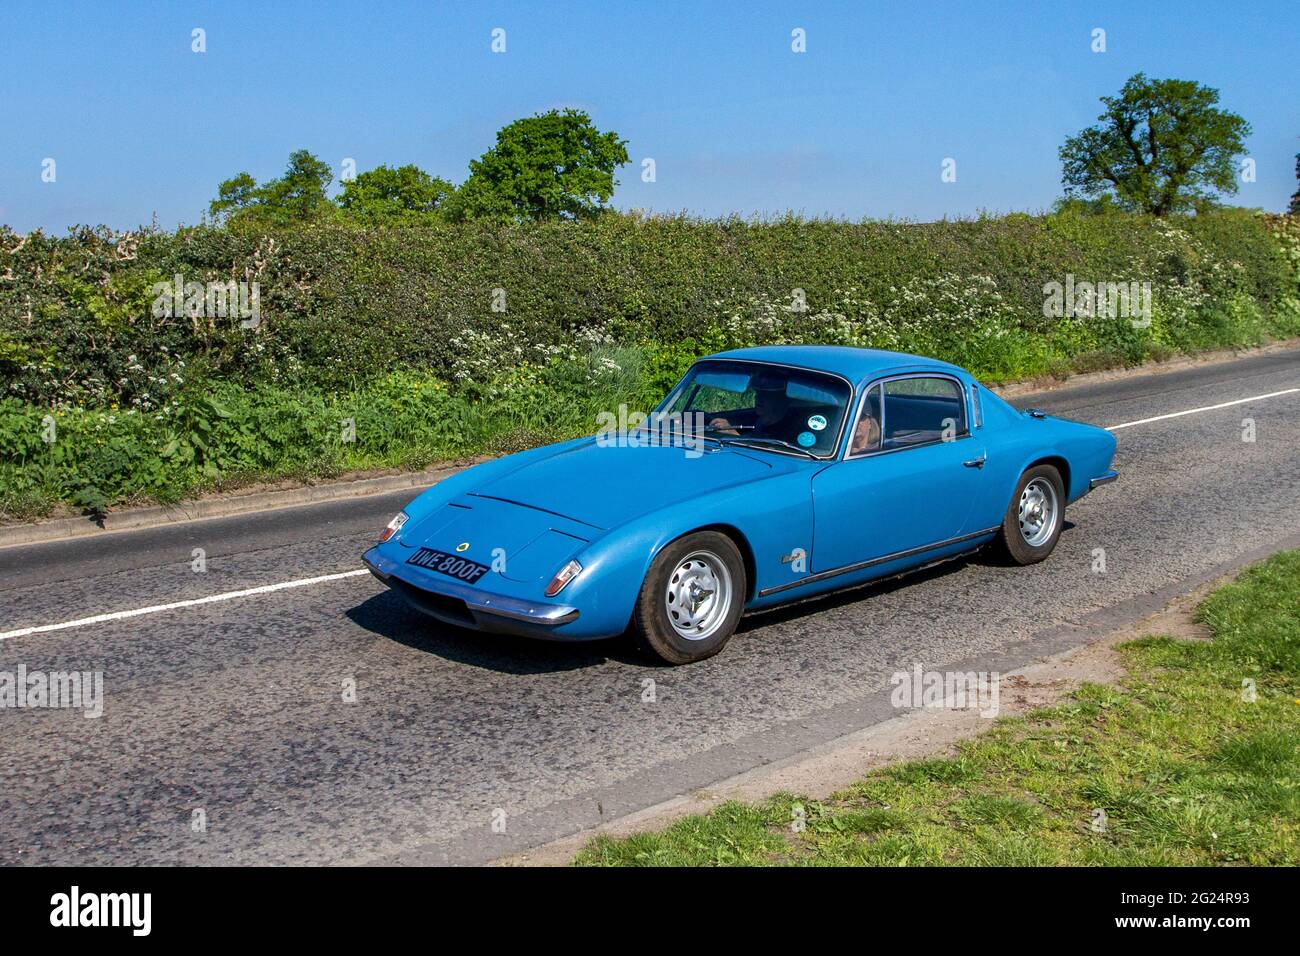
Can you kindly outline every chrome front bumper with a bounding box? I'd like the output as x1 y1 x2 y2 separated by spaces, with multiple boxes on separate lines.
363 547 579 635
1089 469 1119 490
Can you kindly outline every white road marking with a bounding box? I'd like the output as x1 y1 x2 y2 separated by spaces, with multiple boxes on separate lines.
0 568 370 642
3 386 1297 644
1105 387 1299 431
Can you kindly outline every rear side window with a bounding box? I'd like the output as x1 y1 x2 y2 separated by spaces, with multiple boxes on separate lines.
881 377 966 448
970 383 983 428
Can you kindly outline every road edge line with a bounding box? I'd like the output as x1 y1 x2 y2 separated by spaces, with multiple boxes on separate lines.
0 465 469 551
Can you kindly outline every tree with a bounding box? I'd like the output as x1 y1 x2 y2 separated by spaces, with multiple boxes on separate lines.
1059 74 1251 215
1290 153 1300 215
451 109 629 221
209 150 336 227
258 150 335 222
338 164 456 223
208 172 258 222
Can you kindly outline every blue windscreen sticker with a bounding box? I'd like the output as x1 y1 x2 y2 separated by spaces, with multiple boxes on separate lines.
797 431 816 447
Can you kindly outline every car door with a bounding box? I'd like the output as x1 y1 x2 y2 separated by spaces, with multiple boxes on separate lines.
810 374 985 573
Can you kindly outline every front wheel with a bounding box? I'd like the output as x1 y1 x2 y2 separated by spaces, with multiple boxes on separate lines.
631 531 747 665
996 465 1065 565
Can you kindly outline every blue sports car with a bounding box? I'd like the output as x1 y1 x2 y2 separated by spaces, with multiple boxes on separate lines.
363 346 1118 664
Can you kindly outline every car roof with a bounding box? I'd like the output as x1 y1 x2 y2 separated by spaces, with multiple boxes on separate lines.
706 345 966 385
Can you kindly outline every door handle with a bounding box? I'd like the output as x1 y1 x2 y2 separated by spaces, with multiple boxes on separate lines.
963 454 986 469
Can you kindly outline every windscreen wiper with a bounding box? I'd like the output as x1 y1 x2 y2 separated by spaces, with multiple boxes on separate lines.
719 436 819 459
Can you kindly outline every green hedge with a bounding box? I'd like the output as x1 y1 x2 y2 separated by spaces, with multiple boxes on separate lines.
2 210 1298 516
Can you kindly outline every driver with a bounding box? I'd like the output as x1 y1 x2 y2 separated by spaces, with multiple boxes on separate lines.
708 375 806 443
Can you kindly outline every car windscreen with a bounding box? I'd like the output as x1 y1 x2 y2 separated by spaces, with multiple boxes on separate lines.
658 360 852 457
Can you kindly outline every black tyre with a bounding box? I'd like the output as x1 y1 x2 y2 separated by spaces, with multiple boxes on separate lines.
996 465 1065 565
632 531 747 665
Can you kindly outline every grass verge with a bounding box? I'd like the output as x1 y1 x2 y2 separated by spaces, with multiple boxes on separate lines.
574 550 1300 866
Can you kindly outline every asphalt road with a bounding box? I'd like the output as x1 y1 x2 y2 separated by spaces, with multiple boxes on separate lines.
2 348 1298 865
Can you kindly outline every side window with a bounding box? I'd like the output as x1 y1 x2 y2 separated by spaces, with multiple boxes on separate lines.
970 383 983 428
881 377 966 448
849 384 882 455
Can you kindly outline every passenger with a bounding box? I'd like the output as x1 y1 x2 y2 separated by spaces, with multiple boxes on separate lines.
851 397 882 454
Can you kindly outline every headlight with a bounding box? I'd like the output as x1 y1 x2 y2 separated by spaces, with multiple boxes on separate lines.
379 511 408 543
545 559 582 597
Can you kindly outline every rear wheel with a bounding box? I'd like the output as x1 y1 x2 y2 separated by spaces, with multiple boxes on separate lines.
632 531 746 665
996 465 1064 565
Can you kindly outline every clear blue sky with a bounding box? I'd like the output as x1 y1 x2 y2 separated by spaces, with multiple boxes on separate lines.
2 0 1297 232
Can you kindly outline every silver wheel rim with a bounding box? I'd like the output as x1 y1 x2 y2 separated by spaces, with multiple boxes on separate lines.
1018 478 1058 547
664 550 733 641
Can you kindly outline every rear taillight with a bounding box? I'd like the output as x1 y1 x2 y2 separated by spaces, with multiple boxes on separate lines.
545 559 582 597
379 511 409 543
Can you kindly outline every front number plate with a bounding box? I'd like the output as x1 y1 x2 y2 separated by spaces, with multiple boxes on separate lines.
406 547 490 585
